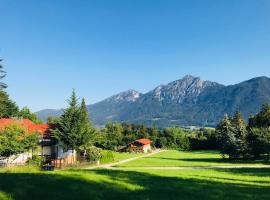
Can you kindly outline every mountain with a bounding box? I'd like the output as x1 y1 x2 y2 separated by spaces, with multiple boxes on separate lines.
36 75 270 127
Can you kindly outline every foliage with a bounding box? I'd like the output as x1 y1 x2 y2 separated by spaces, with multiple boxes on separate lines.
81 146 102 162
102 122 124 150
0 91 19 118
53 90 95 152
17 107 42 124
28 155 45 166
216 104 270 161
96 123 191 151
247 128 270 161
0 124 39 157
249 103 270 128
0 59 7 90
216 114 238 159
47 116 61 124
188 128 218 150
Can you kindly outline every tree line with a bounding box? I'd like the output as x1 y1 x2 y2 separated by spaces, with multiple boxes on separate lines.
216 104 270 161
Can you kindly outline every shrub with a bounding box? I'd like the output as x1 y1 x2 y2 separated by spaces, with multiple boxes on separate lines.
28 155 45 166
84 146 102 162
0 124 38 157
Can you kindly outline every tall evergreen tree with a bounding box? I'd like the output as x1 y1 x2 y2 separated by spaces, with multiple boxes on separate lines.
231 111 248 158
0 59 7 90
249 103 270 128
216 114 237 159
0 91 19 118
0 60 19 117
53 90 80 151
77 98 94 148
53 91 95 157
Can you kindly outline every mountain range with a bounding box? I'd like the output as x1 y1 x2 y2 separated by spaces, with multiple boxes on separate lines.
36 75 270 128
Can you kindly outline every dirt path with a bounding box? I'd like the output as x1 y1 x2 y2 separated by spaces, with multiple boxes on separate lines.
107 165 270 170
84 149 165 170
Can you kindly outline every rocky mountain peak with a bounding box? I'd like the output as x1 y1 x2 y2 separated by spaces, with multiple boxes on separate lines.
105 89 141 103
150 75 221 104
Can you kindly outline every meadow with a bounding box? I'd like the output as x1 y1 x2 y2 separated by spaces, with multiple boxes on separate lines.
118 150 267 167
0 150 270 200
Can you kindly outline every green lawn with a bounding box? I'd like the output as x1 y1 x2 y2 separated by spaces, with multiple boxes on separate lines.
111 152 145 163
0 166 270 200
118 150 268 167
0 150 270 200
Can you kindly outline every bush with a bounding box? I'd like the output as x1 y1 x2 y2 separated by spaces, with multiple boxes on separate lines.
28 155 45 166
85 146 102 162
0 124 38 157
100 150 115 164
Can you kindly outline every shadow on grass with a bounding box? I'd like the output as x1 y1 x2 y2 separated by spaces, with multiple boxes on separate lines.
213 168 270 177
150 157 265 165
0 169 270 200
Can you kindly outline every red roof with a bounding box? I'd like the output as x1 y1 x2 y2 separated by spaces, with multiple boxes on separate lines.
0 118 50 138
135 138 152 145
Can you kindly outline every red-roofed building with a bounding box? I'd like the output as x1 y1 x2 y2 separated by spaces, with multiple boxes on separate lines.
0 118 77 167
128 138 152 153
0 118 58 157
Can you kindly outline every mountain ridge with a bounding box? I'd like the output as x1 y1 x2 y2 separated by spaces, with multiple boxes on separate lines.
36 75 270 127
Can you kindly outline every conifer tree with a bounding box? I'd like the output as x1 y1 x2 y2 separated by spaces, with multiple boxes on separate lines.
216 114 237 159
53 90 80 151
0 59 7 90
231 111 248 158
77 98 95 156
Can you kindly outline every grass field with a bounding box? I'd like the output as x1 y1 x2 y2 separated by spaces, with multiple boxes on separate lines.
118 150 267 167
0 150 270 200
111 152 145 163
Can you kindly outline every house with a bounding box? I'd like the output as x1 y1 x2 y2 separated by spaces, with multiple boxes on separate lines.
0 118 76 167
128 138 152 153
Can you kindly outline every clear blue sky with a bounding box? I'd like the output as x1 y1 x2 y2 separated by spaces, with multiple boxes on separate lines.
0 0 270 111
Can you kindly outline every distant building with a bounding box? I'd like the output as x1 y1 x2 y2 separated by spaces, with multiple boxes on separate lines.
128 138 152 153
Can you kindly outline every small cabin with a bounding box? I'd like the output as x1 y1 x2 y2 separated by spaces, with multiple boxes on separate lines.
128 138 152 153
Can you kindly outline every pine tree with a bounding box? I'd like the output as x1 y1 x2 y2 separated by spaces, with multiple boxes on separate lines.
77 98 95 157
216 114 237 159
0 59 7 90
53 90 80 151
0 91 19 118
249 103 270 128
231 111 248 158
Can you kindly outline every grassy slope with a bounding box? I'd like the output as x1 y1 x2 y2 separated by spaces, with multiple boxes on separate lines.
118 150 267 167
1 151 270 200
0 167 270 200
112 152 145 163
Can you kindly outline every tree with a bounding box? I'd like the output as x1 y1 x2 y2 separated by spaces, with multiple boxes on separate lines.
53 91 94 154
0 60 19 117
231 111 248 158
17 107 42 124
247 128 270 161
0 91 19 118
247 104 270 160
0 124 38 157
216 114 237 159
103 122 123 150
249 103 270 128
76 98 96 157
47 116 61 125
53 90 80 151
0 59 7 90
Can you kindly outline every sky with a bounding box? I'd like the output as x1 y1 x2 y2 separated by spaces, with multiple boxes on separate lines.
0 0 270 111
